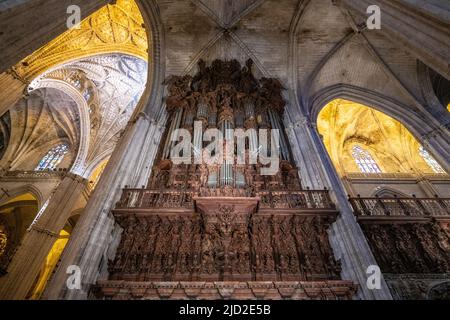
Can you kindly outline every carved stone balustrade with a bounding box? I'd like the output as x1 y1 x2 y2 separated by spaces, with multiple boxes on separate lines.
349 195 450 220
116 188 336 211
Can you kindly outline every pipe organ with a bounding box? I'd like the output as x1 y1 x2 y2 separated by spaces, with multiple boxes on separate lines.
95 59 357 300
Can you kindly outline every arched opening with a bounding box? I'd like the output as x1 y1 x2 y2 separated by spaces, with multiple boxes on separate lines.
0 193 39 275
3 51 149 175
1 0 150 176
317 98 447 182
428 67 450 112
316 98 450 299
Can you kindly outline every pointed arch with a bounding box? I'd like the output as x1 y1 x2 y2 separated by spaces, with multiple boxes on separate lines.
29 79 90 175
310 84 450 171
371 187 410 198
0 185 44 209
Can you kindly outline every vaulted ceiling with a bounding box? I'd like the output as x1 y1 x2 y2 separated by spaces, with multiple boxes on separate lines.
2 54 147 175
8 0 449 124
2 0 148 176
157 0 426 117
13 0 148 83
2 0 448 177
317 99 441 176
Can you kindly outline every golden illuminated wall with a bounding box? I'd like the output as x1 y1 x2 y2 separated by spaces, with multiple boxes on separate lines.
12 0 148 83
28 230 70 300
0 193 39 241
0 193 39 274
317 99 442 176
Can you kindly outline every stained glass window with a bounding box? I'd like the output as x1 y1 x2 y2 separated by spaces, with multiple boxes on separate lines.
352 145 382 174
419 146 445 174
35 144 69 171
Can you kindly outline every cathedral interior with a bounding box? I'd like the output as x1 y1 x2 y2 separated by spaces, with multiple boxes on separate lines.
0 0 449 300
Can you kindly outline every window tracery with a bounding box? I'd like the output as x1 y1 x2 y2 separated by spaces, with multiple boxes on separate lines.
352 145 382 174
419 145 445 174
35 144 69 171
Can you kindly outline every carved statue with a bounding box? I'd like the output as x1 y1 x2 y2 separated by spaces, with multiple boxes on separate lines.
198 163 209 187
164 75 193 111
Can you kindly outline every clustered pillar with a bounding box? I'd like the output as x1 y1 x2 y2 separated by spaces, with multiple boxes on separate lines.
0 174 87 299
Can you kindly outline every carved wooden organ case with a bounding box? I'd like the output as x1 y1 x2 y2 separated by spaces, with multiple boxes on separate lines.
95 60 357 299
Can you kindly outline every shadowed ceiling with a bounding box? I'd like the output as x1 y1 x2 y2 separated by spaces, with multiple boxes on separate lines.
3 0 448 177
157 0 428 118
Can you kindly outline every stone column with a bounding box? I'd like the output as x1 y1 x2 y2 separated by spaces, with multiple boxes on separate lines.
131 112 167 188
0 71 27 116
285 117 329 189
336 0 450 80
0 0 108 72
161 108 181 160
268 109 290 161
341 176 357 197
0 173 87 299
421 129 450 174
416 175 441 197
42 112 165 300
285 115 393 299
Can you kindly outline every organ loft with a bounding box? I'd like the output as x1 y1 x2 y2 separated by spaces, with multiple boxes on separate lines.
95 60 356 299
